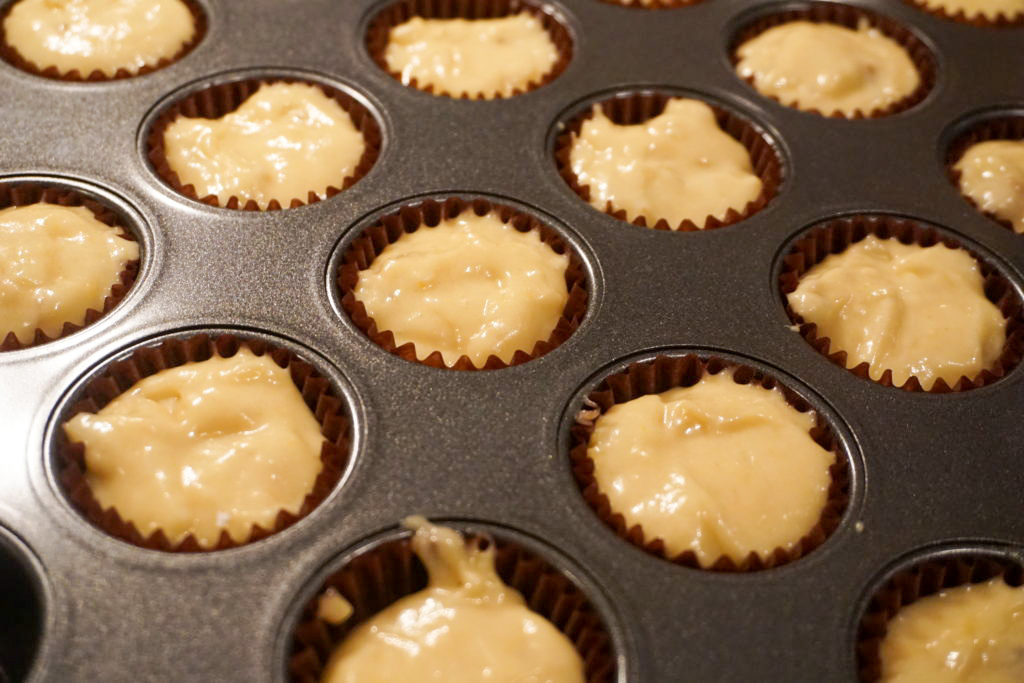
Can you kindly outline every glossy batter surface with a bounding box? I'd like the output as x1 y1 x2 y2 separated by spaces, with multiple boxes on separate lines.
735 20 920 116
3 0 195 76
321 517 585 683
788 235 1006 389
63 348 325 548
0 203 138 345
587 371 834 565
354 213 569 366
955 140 1024 233
384 14 558 98
880 578 1024 682
163 82 365 209
918 0 1024 19
569 98 762 228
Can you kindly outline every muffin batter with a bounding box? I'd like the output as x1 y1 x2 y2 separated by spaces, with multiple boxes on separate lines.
734 20 920 116
955 139 1024 233
0 203 138 345
321 517 585 683
569 98 763 228
787 235 1006 389
63 348 325 548
880 577 1024 682
917 0 1024 20
163 82 365 209
384 14 558 98
586 370 834 566
354 213 569 366
3 0 195 77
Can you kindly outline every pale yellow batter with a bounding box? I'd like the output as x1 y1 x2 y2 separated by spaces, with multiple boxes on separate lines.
384 14 559 98
63 348 325 548
735 20 920 117
917 0 1024 20
587 371 834 566
569 98 763 228
3 0 195 77
880 577 1024 682
321 517 585 683
163 83 365 209
354 213 569 366
955 140 1024 233
0 203 138 345
787 235 1006 390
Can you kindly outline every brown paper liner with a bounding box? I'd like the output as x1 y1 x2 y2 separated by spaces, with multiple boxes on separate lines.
0 0 206 81
365 0 573 99
569 354 850 572
946 114 1024 233
55 333 351 552
336 197 589 370
729 2 937 119
904 0 1024 27
146 78 381 211
288 528 618 682
0 181 140 353
554 91 783 231
779 214 1024 392
856 551 1024 681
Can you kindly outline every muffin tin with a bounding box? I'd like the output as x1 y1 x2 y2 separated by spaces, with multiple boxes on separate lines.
1 0 1023 680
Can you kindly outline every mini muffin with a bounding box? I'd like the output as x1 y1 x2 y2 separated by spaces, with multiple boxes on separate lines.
1 202 138 349
734 18 920 117
954 139 1024 233
567 97 764 230
1 0 201 79
786 235 1006 390
911 0 1024 23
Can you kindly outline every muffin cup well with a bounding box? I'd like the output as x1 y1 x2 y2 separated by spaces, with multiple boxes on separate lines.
288 528 618 682
904 0 1024 27
0 181 140 352
779 214 1024 392
729 2 937 119
365 0 573 99
336 196 589 370
146 77 381 211
55 332 351 552
0 0 206 81
568 353 850 572
856 551 1024 682
554 91 783 231
594 0 703 9
946 114 1024 233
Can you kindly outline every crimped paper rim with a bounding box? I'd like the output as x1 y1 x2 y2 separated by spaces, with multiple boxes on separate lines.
945 114 1024 234
145 76 382 211
0 181 140 352
903 0 1024 27
336 196 589 370
554 90 783 231
729 2 937 119
365 0 573 100
779 214 1024 392
0 0 207 81
55 332 351 552
568 353 851 572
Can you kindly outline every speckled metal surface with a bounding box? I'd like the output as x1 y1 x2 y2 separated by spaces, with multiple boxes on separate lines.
1 0 1023 681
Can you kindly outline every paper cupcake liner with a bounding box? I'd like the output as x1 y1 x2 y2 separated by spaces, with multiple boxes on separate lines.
0 0 206 81
365 0 573 99
288 529 618 682
779 214 1024 392
729 2 937 119
146 77 381 211
568 353 850 572
336 196 589 370
554 90 783 231
904 0 1024 27
55 333 351 552
855 551 1024 681
946 114 1024 233
0 181 140 353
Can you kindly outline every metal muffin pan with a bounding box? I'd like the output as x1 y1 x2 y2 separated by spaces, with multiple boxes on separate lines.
1 0 1023 680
